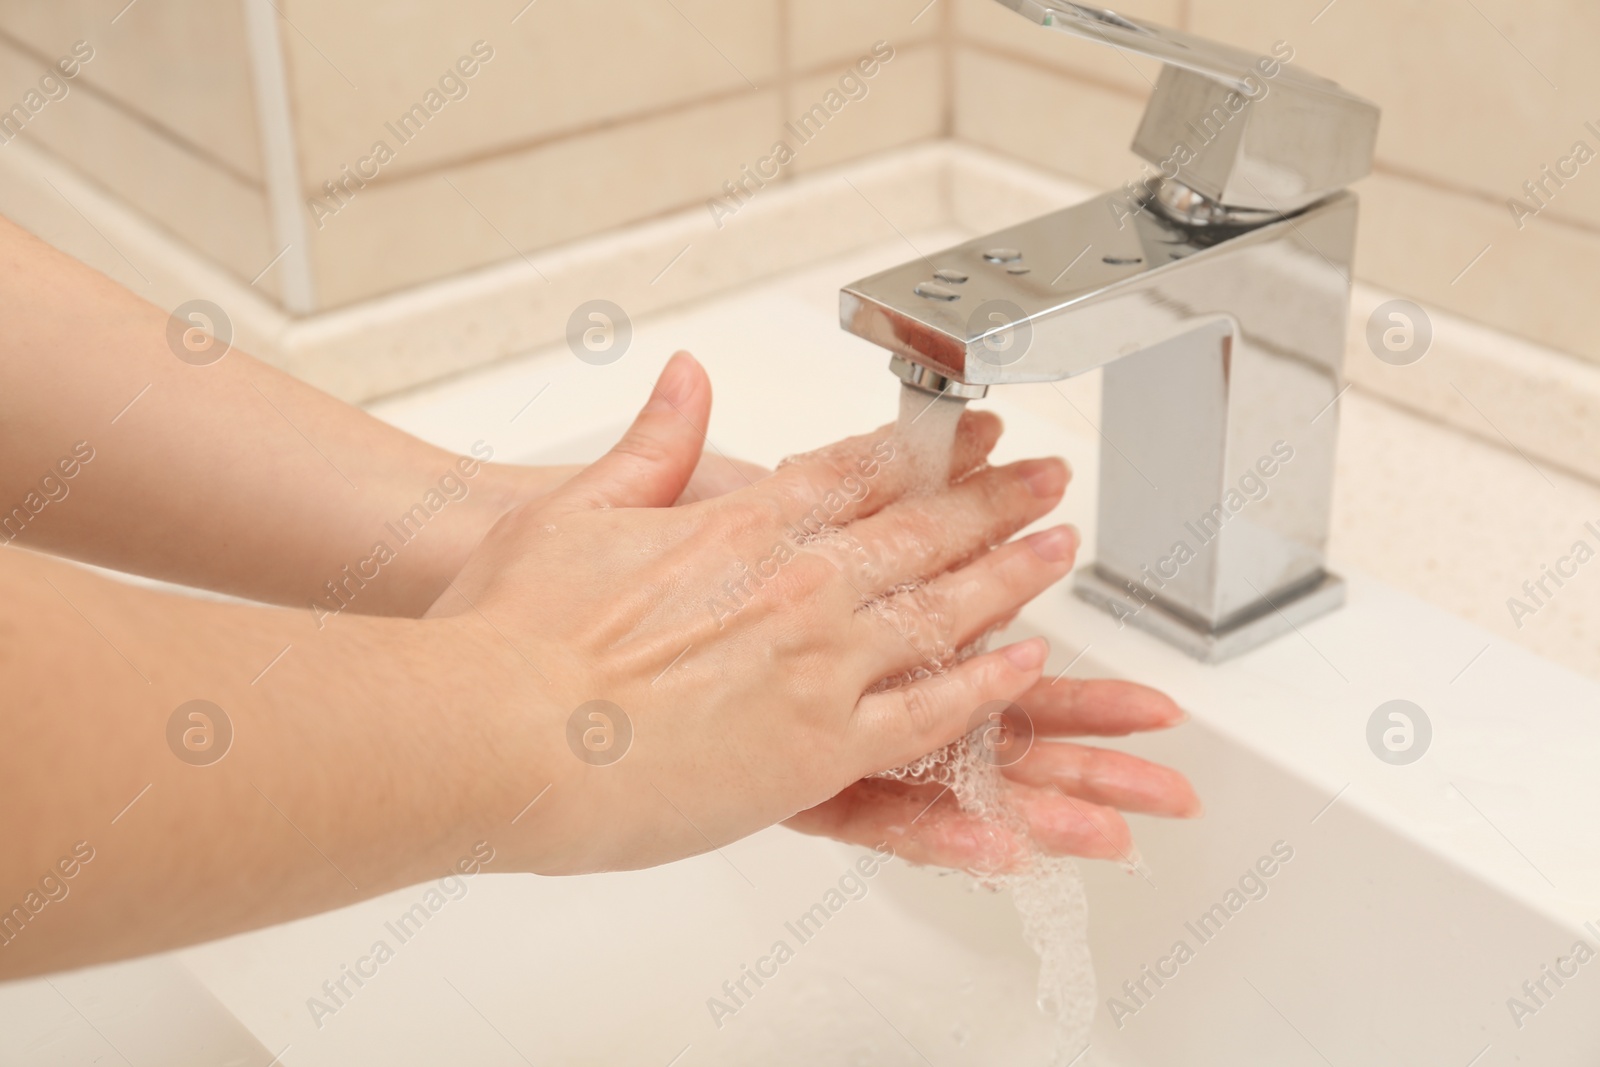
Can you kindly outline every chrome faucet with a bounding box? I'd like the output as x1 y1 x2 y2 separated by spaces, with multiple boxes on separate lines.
839 1 1380 662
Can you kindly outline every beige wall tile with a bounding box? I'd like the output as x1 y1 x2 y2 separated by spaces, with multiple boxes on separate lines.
280 0 780 193
953 0 1170 94
0 0 264 177
1357 169 1600 365
788 44 942 174
1345 281 1600 486
304 91 783 308
787 0 940 72
0 36 276 292
1188 0 1600 231
953 46 1146 191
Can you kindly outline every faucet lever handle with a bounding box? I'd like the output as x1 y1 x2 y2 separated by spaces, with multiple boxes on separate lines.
993 0 1380 213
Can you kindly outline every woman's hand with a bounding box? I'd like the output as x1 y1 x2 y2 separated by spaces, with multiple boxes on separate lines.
432 352 1200 875
429 352 1096 874
785 676 1201 872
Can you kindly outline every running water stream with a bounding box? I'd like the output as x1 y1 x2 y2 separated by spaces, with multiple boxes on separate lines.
877 381 1097 1063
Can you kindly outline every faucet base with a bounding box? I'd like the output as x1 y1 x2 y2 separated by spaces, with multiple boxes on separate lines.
1072 566 1346 664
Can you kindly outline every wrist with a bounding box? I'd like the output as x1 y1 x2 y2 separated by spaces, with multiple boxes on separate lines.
374 459 572 618
475 460 580 513
426 609 579 874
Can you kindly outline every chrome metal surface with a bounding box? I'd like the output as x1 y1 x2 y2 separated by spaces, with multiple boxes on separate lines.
1149 177 1277 228
1075 567 1347 663
994 1 1379 213
839 2 1377 661
889 354 990 400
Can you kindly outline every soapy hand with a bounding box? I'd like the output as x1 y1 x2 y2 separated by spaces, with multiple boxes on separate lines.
784 677 1201 871
431 352 1197 875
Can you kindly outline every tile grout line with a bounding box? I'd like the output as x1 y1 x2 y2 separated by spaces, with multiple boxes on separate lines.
241 0 317 312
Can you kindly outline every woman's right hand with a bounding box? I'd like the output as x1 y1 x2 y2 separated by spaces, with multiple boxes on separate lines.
430 352 1093 875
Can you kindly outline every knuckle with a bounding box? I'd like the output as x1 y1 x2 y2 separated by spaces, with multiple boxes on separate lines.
763 469 818 516
974 466 1016 508
810 448 858 486
718 496 781 542
973 650 1010 691
775 551 835 602
998 541 1048 590
896 683 941 735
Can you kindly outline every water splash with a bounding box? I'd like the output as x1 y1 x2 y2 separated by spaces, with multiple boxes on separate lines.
876 380 1097 1064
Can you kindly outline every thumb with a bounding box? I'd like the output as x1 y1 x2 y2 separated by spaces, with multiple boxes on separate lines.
553 351 711 510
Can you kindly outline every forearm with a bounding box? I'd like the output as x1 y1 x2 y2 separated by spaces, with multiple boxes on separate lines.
0 547 552 979
0 215 569 614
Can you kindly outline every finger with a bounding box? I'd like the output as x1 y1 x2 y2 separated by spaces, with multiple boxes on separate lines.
1016 676 1188 737
550 352 711 511
753 408 1003 531
785 779 1026 872
1012 780 1135 862
1003 740 1202 817
848 637 1048 778
784 775 1134 870
864 525 1079 677
831 457 1067 594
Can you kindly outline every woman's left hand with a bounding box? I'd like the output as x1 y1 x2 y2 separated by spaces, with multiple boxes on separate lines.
785 676 1200 871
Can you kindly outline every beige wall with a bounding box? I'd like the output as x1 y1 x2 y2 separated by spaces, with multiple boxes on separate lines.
2 0 1596 372
280 0 944 308
0 0 278 295
0 0 947 311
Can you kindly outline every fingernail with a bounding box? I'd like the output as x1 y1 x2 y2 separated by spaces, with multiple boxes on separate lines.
1017 458 1067 499
647 353 695 410
1024 525 1079 563
1003 637 1048 670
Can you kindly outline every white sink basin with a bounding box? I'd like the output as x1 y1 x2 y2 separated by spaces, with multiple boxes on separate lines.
5 236 1598 1066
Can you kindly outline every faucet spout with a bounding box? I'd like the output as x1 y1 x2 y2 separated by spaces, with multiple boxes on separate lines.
838 2 1377 661
840 186 1360 662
